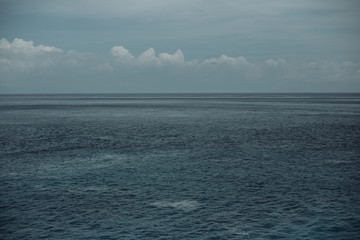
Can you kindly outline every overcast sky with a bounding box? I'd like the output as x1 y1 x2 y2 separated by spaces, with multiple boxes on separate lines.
1 0 360 93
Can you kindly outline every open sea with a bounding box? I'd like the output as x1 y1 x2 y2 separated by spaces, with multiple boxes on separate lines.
0 93 359 240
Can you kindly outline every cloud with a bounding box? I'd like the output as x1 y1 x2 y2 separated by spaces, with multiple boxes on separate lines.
303 60 360 82
264 58 287 67
342 61 358 69
138 48 157 63
110 46 134 60
159 49 184 64
203 55 250 66
110 44 252 68
0 38 63 54
111 46 185 65
3 0 359 65
0 38 65 73
1 38 359 93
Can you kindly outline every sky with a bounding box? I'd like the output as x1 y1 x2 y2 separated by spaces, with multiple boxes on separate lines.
0 0 360 93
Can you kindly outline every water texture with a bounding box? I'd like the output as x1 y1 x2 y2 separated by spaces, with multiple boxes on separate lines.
0 93 359 239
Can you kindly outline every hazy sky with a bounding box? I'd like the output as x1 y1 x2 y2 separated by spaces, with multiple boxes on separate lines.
1 0 360 93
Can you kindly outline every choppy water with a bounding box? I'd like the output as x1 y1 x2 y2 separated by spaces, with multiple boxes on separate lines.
0 93 359 239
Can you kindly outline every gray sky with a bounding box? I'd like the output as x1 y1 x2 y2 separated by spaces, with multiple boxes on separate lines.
1 0 360 93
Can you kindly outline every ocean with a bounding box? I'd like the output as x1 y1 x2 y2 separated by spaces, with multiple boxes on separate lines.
0 93 359 239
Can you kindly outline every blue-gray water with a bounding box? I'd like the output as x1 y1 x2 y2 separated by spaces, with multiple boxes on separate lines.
0 93 359 239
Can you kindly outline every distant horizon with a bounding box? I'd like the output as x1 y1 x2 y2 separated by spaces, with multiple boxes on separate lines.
1 92 359 96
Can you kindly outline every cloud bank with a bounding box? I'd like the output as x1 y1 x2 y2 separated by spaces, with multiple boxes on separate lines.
1 38 359 93
0 38 63 54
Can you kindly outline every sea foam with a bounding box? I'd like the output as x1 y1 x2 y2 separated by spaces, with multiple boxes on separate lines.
150 200 200 212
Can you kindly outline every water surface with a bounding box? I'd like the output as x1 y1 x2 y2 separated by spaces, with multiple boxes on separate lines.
1 93 359 239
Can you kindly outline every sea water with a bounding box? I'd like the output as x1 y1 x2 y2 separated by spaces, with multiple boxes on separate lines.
0 93 359 239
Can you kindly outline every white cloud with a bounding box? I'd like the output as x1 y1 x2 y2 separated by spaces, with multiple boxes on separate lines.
111 46 185 66
0 38 66 72
1 38 359 93
0 38 63 54
138 48 157 63
159 49 184 64
110 46 134 60
264 58 287 67
203 55 250 66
